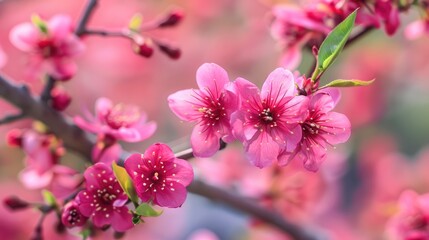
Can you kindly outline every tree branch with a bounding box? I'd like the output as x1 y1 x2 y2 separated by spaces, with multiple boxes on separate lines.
0 74 93 158
75 0 98 36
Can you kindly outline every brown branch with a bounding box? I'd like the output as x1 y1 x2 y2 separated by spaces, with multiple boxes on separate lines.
75 0 98 36
0 74 93 158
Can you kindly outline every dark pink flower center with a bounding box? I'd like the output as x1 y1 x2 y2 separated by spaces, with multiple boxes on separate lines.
105 104 141 129
193 90 227 129
406 213 429 230
37 39 59 58
65 206 84 226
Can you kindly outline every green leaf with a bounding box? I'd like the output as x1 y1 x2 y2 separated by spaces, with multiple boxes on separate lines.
128 13 143 32
320 79 375 89
31 14 48 34
317 10 357 71
112 161 139 205
79 229 91 240
42 190 57 208
135 203 163 217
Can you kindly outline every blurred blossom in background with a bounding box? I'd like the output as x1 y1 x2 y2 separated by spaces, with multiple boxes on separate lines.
1 0 429 239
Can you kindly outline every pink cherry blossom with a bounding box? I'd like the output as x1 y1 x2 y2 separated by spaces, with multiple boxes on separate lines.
271 6 331 69
405 20 429 40
285 92 351 171
20 165 82 199
74 97 157 143
9 14 84 80
124 143 194 208
61 199 88 228
231 68 308 168
77 163 133 232
168 63 238 157
386 190 429 240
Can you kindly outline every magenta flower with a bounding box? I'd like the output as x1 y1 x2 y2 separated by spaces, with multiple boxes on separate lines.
9 14 84 80
387 190 429 240
285 92 351 171
61 200 88 228
74 97 156 143
77 163 133 232
168 63 238 157
231 68 308 168
124 143 194 208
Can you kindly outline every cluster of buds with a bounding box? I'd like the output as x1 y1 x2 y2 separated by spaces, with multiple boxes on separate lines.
128 10 183 59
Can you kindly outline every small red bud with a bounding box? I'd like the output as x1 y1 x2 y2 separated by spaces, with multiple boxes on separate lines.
133 37 154 58
158 10 184 28
50 87 71 111
312 45 319 57
6 129 23 147
157 43 181 60
4 196 30 211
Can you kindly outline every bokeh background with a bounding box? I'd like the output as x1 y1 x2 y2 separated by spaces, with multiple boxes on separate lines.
1 0 429 239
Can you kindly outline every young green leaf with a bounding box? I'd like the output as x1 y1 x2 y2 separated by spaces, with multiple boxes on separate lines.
128 13 143 33
31 15 48 34
112 161 139 205
42 190 57 208
320 79 375 89
317 10 357 71
135 203 163 217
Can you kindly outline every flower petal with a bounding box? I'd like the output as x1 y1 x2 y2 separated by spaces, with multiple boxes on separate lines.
111 207 133 232
144 143 176 162
168 159 194 186
9 23 40 52
319 112 351 145
48 15 73 41
154 182 187 208
95 98 113 122
245 132 279 168
168 89 202 122
191 124 220 158
196 63 229 97
261 67 295 101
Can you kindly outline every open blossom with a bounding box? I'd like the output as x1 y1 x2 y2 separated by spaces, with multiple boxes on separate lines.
386 190 429 240
286 91 351 171
61 199 88 228
271 6 331 69
77 163 133 232
9 14 84 80
124 143 194 208
232 68 308 168
74 97 156 142
168 63 238 157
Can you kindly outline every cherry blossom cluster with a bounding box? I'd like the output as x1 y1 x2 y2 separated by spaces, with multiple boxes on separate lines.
168 63 351 171
271 0 429 69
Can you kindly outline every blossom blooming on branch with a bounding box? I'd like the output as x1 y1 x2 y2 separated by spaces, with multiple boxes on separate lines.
231 68 308 168
74 97 157 142
386 190 429 240
77 163 133 232
61 200 88 228
168 63 238 157
285 92 351 171
9 14 84 80
124 143 194 208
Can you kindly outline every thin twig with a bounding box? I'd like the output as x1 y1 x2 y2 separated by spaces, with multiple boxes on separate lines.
0 112 26 124
40 75 56 103
75 0 98 36
83 29 127 38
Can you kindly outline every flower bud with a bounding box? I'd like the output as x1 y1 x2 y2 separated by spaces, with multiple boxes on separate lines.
6 129 23 147
50 87 71 111
158 10 184 28
4 196 30 211
157 42 181 59
133 37 154 58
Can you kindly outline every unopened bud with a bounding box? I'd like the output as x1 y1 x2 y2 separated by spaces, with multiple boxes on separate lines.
133 37 154 58
157 43 181 60
50 87 71 111
158 10 184 28
312 45 319 57
6 129 23 147
4 196 30 210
